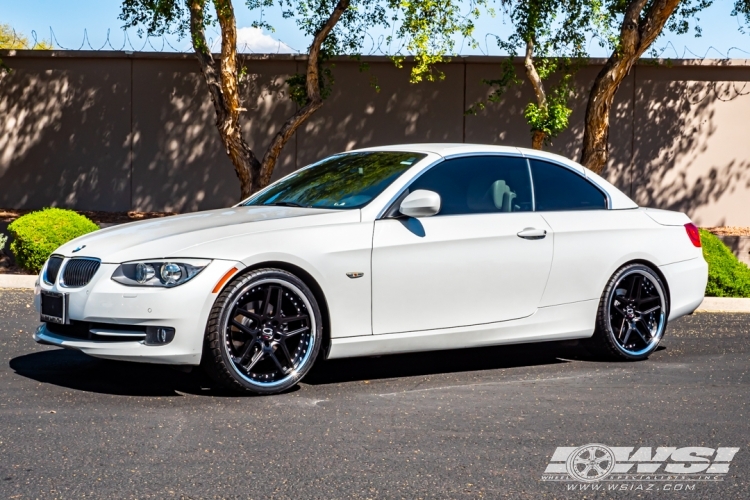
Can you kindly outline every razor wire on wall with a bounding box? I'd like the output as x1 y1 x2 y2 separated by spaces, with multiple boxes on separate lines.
7 26 750 61
4 25 750 104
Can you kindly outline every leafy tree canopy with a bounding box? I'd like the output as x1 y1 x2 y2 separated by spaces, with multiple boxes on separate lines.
0 24 53 50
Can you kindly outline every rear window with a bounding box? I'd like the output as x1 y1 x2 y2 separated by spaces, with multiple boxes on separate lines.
529 159 607 211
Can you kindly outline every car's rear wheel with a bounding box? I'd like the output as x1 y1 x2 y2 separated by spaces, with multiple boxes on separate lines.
586 263 668 361
203 268 322 394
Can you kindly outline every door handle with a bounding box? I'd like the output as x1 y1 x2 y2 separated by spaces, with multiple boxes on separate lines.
517 227 547 240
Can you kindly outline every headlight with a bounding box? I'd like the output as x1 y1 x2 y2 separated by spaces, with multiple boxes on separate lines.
111 259 210 287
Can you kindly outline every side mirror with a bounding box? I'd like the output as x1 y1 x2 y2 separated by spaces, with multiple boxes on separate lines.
399 190 441 218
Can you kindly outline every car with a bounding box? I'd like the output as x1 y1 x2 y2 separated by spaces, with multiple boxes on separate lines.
33 144 708 394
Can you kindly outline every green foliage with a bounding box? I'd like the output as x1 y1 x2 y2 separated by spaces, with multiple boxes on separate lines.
700 229 750 298
0 233 7 253
733 0 750 33
357 59 381 92
468 1 595 144
8 209 99 274
121 0 389 105
279 0 388 104
523 73 573 141
388 0 485 83
286 65 335 106
119 0 193 37
0 23 53 49
1 23 53 70
592 1 750 58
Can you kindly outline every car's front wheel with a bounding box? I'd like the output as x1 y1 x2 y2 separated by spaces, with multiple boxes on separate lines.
586 263 668 361
203 268 322 394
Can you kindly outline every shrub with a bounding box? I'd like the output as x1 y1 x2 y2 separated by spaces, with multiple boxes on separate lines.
0 233 7 253
8 208 99 273
700 229 750 298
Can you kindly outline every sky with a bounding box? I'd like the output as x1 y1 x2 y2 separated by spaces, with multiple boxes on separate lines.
2 0 750 59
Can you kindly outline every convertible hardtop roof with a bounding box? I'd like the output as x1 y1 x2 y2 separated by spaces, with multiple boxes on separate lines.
352 143 520 157
350 143 638 210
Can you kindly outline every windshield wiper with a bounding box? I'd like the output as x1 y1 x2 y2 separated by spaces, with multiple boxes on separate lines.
266 201 305 208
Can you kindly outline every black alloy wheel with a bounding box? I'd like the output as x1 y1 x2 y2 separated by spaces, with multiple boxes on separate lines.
203 268 322 394
587 263 668 361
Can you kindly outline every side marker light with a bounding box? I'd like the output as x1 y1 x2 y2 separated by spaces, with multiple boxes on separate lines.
212 267 239 294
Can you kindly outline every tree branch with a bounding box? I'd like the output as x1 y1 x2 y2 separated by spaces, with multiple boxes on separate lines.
638 0 683 51
188 0 224 118
213 0 242 135
523 37 547 150
580 0 680 173
259 0 351 185
188 0 261 198
523 38 546 112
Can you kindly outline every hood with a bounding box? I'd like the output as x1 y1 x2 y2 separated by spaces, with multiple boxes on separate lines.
56 206 353 263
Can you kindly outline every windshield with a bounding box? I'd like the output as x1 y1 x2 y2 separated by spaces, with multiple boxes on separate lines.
243 151 426 209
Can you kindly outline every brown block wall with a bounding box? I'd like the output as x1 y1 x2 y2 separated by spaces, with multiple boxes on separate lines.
1 51 749 225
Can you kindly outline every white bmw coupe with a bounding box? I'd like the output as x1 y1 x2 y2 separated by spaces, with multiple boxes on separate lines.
34 144 708 394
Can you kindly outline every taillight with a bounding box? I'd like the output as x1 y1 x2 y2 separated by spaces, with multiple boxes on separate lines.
685 223 701 248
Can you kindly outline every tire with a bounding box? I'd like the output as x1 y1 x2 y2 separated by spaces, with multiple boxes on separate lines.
202 268 323 394
585 263 669 361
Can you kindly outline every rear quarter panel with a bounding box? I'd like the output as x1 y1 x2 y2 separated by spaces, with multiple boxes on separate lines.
539 209 702 307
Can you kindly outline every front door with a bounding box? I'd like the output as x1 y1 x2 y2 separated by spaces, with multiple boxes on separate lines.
371 155 554 335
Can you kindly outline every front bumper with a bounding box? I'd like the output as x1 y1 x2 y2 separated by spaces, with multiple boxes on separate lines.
34 258 242 365
34 324 199 364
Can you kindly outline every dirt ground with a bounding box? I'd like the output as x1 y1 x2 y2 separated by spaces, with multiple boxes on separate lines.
0 209 175 224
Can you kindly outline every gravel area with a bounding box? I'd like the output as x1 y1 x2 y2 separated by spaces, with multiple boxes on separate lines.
704 226 750 236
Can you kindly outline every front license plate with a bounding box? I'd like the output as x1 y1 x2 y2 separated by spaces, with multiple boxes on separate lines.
41 291 68 324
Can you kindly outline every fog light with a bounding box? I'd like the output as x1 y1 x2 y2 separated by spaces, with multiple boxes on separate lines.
144 326 176 345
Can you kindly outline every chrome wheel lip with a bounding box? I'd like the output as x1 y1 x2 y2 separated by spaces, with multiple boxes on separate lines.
607 269 666 357
221 278 317 389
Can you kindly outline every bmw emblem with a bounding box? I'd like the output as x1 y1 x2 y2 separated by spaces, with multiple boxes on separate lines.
72 245 86 253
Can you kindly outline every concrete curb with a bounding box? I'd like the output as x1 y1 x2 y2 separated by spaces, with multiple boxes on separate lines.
0 274 36 289
695 297 750 313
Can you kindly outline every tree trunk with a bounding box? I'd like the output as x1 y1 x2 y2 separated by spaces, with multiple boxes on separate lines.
523 38 546 151
188 0 261 200
580 0 681 174
258 0 351 188
531 130 546 150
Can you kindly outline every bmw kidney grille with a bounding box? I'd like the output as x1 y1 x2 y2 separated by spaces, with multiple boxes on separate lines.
44 255 64 285
62 258 101 287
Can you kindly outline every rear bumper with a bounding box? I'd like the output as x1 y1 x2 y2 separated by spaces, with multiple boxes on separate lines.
659 257 708 320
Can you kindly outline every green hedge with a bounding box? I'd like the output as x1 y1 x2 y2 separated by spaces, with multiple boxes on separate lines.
700 229 750 298
8 208 99 274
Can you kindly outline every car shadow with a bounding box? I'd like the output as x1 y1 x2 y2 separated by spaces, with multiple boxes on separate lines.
8 348 234 397
304 340 588 385
9 340 628 397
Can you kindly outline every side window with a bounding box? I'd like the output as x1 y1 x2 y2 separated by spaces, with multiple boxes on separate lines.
529 159 606 211
408 156 533 215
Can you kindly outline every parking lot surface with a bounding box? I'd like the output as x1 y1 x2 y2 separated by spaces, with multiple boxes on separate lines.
1 289 749 499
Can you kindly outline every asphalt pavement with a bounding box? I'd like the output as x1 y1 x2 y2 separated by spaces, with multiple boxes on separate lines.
1 289 749 499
